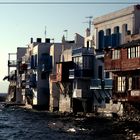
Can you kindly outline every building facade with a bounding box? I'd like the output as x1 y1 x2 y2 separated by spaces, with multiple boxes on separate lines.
25 38 52 110
6 48 27 104
104 34 140 103
49 34 85 112
93 5 140 50
69 47 95 113
93 5 140 82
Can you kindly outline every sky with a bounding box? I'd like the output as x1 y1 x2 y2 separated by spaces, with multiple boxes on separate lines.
0 0 140 93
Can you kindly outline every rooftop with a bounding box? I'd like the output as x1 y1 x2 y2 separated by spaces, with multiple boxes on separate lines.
93 5 136 25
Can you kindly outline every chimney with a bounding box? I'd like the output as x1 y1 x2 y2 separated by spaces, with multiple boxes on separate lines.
36 38 42 43
45 38 50 43
30 38 33 43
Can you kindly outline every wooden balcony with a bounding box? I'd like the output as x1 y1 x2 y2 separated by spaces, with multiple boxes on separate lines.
69 69 93 79
113 90 140 102
105 59 121 71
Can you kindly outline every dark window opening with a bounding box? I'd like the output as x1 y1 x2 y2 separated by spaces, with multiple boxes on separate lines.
132 77 140 90
105 28 112 48
114 26 119 33
105 72 110 78
41 72 47 80
106 28 111 36
98 66 103 79
87 41 89 49
98 30 104 50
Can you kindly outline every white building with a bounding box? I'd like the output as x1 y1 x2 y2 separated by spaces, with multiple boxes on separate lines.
49 34 84 112
24 38 52 109
89 5 140 113
93 5 140 50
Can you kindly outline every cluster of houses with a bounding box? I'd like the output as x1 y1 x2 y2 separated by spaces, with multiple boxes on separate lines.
4 5 140 114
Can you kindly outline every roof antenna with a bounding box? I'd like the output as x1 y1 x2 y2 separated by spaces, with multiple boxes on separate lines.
85 16 93 33
64 30 68 41
44 26 47 39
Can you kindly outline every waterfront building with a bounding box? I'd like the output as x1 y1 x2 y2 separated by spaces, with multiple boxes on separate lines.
56 61 73 112
6 48 27 103
93 5 140 81
85 5 140 113
5 5 140 113
94 5 140 50
49 43 63 111
49 34 84 112
69 47 94 113
24 38 52 110
104 33 140 103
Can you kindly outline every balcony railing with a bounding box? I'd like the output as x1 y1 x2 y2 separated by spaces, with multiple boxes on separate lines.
104 79 113 89
105 59 121 71
72 47 94 56
90 79 102 89
69 69 93 79
111 60 121 70
90 79 113 89
96 51 104 59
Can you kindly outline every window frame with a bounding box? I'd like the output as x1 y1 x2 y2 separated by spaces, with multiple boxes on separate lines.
127 46 140 59
112 49 120 60
117 76 126 92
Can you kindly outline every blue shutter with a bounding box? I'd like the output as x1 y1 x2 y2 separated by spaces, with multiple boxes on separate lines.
116 33 120 47
111 34 116 48
34 55 37 68
31 55 34 69
105 35 112 48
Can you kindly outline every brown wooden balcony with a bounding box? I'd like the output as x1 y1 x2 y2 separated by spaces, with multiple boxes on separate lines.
105 59 121 71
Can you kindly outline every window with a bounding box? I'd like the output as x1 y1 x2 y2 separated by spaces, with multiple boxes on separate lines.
131 47 135 58
112 49 120 59
74 56 83 69
128 46 140 58
98 30 104 50
78 57 83 69
105 28 112 48
117 77 125 92
105 72 110 78
87 41 89 48
112 26 120 47
114 26 119 33
122 24 128 35
136 46 140 57
128 48 131 59
106 28 111 36
132 77 140 89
